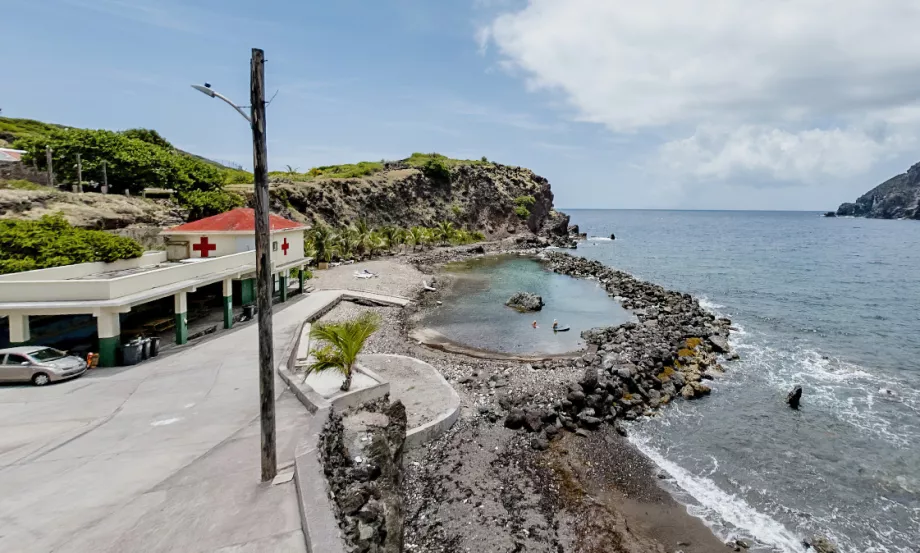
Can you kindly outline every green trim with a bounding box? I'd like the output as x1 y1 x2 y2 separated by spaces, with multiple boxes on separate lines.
175 312 188 345
298 269 305 294
98 336 119 368
241 278 255 306
279 275 288 302
223 295 233 329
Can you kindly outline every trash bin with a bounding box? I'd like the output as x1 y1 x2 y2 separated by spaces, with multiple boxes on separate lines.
141 338 151 360
122 342 144 366
243 304 256 320
149 337 161 358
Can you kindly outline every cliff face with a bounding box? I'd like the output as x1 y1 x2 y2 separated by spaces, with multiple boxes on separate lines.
262 163 570 239
837 163 920 219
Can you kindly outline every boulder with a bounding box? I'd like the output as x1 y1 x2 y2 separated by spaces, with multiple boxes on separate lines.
504 408 526 430
523 410 544 432
505 291 545 312
787 386 803 409
806 536 838 553
708 335 730 353
580 367 599 391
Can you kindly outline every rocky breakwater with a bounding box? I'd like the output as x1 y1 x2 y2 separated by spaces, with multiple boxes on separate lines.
320 398 408 553
504 252 735 447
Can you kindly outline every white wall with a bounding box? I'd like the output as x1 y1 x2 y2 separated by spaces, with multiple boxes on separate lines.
166 234 238 259
0 252 166 282
271 230 305 263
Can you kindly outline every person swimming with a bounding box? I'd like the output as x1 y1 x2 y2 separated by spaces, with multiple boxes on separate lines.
532 320 538 329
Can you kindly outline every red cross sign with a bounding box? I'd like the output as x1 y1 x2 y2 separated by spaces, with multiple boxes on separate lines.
192 236 217 257
281 238 290 256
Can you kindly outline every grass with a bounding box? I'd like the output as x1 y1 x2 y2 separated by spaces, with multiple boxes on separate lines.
0 179 46 191
0 118 67 143
269 152 494 183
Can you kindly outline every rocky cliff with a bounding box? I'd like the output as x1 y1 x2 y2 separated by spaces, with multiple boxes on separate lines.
260 162 571 241
837 163 920 219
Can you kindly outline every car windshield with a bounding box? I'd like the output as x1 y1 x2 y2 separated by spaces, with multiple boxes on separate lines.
29 348 67 362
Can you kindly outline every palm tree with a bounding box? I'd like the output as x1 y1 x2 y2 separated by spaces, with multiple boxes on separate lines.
337 232 359 260
285 164 300 177
380 226 400 252
310 225 337 263
408 226 426 251
435 221 455 245
306 313 381 391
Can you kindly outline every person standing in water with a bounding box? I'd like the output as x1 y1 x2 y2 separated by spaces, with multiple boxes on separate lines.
552 319 559 331
532 320 538 329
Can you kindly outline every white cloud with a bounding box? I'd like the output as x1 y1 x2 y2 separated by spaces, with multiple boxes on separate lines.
482 0 920 182
660 125 913 183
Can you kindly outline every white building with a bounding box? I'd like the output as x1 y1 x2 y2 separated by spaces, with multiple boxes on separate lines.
0 208 309 367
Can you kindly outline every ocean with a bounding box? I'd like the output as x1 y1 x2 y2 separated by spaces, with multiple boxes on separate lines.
566 210 920 553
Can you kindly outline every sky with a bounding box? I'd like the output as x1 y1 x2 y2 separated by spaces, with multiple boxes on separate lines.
5 0 920 211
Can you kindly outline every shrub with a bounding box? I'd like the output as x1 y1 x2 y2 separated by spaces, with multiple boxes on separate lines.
422 158 451 182
0 215 143 274
514 205 530 219
178 189 245 221
514 195 536 208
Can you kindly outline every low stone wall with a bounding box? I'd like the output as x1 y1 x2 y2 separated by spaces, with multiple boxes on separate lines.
320 399 407 553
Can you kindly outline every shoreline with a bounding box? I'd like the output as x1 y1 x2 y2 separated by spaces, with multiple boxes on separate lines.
313 242 740 552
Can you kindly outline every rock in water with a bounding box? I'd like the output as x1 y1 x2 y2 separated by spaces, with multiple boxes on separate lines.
505 291 545 312
609 233 616 240
804 536 838 553
708 335 730 353
787 386 803 409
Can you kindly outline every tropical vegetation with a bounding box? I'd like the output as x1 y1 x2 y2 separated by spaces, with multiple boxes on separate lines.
303 219 485 264
0 215 143 274
306 312 381 391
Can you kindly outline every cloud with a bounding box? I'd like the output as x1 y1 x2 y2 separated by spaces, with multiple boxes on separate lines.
659 125 913 183
482 0 920 182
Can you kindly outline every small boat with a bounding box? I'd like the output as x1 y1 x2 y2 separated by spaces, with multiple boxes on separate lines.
553 326 571 332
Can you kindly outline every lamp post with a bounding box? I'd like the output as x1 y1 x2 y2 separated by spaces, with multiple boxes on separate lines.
191 48 276 483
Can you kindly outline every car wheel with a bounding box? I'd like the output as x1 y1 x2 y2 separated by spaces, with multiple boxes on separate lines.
32 373 50 386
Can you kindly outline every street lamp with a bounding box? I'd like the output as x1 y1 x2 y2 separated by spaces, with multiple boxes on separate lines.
190 49 276 483
191 84 252 123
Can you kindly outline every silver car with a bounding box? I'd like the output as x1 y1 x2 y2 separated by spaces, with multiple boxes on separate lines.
0 346 88 386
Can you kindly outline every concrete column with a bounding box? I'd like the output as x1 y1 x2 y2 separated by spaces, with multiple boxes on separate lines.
9 314 30 344
174 291 188 345
279 273 288 302
298 266 306 294
96 311 121 368
222 278 234 329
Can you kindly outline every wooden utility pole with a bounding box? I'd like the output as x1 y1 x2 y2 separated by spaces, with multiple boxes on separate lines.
251 47 276 482
45 146 54 187
75 153 83 193
101 160 108 194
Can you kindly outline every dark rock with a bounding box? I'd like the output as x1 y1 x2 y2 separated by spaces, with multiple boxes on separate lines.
609 233 616 240
530 437 549 451
575 428 591 437
504 408 526 430
567 390 586 404
822 211 837 218
356 499 383 523
787 386 803 409
505 291 545 312
523 410 544 432
614 421 627 437
340 486 369 515
708 335 730 353
578 415 602 429
580 367 599 391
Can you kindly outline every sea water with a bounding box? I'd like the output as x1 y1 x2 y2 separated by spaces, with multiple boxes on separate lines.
420 255 633 354
569 210 920 553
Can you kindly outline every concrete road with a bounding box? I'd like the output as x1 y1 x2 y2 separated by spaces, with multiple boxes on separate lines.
0 297 319 553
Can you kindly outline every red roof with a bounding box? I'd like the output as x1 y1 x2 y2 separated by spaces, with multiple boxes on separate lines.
163 208 306 233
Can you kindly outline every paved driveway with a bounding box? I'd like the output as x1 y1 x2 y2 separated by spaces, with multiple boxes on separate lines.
0 298 317 553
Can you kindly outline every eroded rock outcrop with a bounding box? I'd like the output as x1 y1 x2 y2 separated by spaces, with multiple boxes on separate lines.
837 162 920 219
